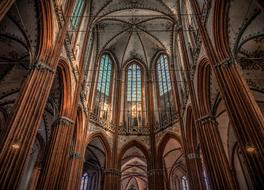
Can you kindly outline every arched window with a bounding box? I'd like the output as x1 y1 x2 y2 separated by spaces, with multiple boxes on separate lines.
156 54 175 124
126 64 143 130
71 0 85 30
94 54 113 120
80 173 89 190
181 176 189 190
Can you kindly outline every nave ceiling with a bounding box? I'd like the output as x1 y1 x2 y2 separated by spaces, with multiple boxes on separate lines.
87 0 181 68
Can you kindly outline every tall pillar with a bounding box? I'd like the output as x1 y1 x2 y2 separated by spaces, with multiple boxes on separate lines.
104 168 121 190
185 150 205 190
28 165 42 190
190 0 264 188
0 64 56 189
146 75 164 190
0 1 75 188
196 115 236 189
106 71 122 190
148 169 164 190
37 116 74 189
64 152 82 190
171 22 205 189
64 120 88 190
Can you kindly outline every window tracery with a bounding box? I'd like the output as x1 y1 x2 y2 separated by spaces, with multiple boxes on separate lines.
126 63 143 130
71 0 85 30
94 54 113 121
156 54 176 125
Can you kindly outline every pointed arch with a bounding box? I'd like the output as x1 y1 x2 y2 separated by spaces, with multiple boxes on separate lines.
37 0 54 61
57 58 72 116
213 0 231 60
185 106 198 149
86 132 112 167
197 57 211 115
118 140 150 168
156 132 182 168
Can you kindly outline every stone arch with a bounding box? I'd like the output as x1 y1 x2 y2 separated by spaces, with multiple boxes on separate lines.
118 140 150 190
57 58 72 117
118 140 150 169
156 132 182 168
86 132 112 168
156 132 183 190
213 0 231 60
185 106 198 150
37 0 54 61
197 57 211 115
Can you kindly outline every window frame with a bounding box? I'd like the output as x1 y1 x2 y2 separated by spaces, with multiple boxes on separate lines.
155 53 176 124
123 62 145 129
94 53 114 120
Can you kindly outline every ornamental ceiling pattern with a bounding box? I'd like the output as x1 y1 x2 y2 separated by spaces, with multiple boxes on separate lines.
88 0 180 68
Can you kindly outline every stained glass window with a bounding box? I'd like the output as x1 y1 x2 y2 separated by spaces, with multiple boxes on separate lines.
126 64 142 128
71 0 85 30
156 54 175 125
182 176 189 190
94 54 112 120
157 55 171 96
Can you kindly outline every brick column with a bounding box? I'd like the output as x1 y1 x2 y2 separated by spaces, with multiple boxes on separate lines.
37 116 75 189
28 165 41 190
190 0 264 188
196 115 236 189
0 1 75 188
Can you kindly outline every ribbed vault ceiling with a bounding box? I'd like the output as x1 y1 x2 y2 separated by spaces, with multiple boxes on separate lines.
89 0 179 68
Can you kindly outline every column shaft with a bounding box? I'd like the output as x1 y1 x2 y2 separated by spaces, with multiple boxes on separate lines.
196 117 236 189
0 1 74 188
28 167 41 190
37 117 74 189
0 69 55 189
189 0 264 188
173 22 206 189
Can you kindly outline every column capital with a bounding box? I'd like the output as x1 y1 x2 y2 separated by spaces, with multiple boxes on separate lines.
187 153 200 160
104 168 121 176
148 168 163 176
53 116 75 127
31 61 56 73
70 151 81 159
196 114 217 126
214 58 234 68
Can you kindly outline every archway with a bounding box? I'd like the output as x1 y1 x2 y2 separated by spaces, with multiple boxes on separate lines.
80 133 111 190
157 133 186 190
119 141 149 190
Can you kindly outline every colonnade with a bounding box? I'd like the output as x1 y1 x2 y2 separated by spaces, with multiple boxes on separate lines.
0 0 263 190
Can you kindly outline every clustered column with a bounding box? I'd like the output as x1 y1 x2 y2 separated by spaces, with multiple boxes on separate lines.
0 1 75 189
175 21 235 189
37 116 75 189
189 0 264 188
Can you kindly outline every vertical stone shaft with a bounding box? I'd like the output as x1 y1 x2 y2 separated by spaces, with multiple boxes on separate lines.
28 166 41 190
176 21 236 188
196 116 236 189
0 1 74 189
173 23 206 190
65 118 88 190
190 0 264 188
37 117 74 189
0 68 55 190
146 74 162 190
106 71 122 190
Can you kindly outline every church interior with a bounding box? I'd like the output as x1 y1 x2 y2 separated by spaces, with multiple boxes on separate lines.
0 0 264 189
